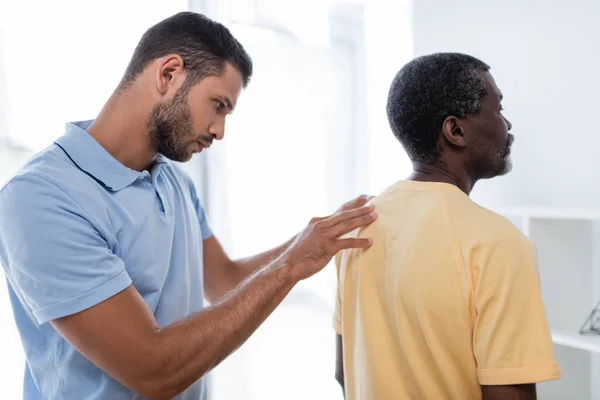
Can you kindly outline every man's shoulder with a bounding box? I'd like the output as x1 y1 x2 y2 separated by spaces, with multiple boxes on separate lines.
461 201 533 250
0 144 103 218
2 145 64 192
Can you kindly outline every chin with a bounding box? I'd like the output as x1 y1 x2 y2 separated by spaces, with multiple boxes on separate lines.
480 157 512 180
180 152 194 163
502 156 513 174
495 157 513 177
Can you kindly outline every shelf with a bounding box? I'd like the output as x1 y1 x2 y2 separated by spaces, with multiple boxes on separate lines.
552 330 600 353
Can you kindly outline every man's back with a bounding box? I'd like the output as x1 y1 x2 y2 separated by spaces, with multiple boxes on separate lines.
334 180 560 400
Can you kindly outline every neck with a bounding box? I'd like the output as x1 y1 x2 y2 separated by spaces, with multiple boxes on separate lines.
87 84 157 172
409 161 475 195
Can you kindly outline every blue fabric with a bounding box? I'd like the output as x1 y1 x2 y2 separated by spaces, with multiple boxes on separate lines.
0 121 213 399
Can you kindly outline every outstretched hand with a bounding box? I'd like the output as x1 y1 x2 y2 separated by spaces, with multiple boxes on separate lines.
279 195 377 281
335 194 375 214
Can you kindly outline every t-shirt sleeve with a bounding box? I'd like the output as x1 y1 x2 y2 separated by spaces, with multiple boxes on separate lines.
0 174 132 325
187 178 213 240
472 234 561 385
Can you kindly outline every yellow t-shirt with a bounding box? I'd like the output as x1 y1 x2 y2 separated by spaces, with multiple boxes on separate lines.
333 181 561 400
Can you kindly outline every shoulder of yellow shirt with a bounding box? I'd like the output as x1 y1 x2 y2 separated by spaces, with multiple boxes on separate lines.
342 191 533 253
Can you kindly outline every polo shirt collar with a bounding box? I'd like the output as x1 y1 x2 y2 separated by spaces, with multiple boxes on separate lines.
55 120 166 191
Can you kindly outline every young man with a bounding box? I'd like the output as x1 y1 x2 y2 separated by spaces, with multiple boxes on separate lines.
0 12 377 400
334 53 561 400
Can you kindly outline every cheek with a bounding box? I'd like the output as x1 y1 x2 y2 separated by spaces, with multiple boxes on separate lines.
189 109 214 132
188 99 218 129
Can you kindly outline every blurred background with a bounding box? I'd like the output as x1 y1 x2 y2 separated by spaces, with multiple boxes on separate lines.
2 0 600 399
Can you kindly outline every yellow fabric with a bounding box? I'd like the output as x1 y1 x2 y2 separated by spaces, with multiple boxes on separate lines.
334 181 561 400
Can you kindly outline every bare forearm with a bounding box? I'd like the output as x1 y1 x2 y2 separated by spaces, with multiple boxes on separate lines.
232 235 296 281
145 261 296 399
53 200 375 400
481 384 537 400
336 334 345 396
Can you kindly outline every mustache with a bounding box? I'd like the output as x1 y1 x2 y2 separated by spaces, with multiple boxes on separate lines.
197 135 214 146
501 134 515 157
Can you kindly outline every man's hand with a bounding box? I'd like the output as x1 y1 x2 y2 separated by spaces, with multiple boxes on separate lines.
203 194 377 302
51 197 377 399
278 201 377 281
335 194 375 214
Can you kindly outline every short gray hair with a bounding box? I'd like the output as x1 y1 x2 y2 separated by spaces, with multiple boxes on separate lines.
386 53 490 164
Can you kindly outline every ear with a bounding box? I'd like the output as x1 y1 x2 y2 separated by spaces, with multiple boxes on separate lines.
441 116 467 148
155 54 185 96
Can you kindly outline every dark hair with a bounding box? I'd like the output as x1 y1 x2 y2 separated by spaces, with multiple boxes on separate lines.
386 52 490 164
120 12 252 91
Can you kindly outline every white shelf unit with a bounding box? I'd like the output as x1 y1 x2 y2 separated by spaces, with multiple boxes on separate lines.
494 207 600 400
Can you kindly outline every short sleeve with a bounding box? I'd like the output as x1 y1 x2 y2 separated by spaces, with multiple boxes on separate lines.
0 174 132 325
187 178 213 240
473 235 561 385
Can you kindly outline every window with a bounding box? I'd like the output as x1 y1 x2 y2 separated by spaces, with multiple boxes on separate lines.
0 1 188 397
205 4 365 399
0 1 413 398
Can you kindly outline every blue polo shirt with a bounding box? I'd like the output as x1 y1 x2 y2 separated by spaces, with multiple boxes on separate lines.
0 121 213 399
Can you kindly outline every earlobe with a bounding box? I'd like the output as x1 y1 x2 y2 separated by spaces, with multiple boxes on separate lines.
442 116 467 148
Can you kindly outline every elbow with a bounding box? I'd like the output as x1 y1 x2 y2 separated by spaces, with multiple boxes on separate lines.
130 351 211 399
130 372 178 400
126 354 190 399
112 329 209 399
133 374 190 400
143 389 183 400
335 374 345 392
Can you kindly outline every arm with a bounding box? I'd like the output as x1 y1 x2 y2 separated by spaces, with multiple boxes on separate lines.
53 264 294 399
472 233 560 394
203 195 374 303
481 384 536 400
336 333 345 396
52 205 377 399
202 235 295 303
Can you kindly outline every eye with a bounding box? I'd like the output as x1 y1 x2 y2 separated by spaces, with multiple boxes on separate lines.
214 100 225 111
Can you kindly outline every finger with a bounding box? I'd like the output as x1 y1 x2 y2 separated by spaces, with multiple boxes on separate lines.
338 194 370 212
309 216 327 224
321 205 375 228
333 237 373 252
326 212 377 238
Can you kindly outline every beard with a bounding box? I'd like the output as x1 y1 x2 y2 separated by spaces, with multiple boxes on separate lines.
496 133 515 176
147 88 196 162
469 133 514 179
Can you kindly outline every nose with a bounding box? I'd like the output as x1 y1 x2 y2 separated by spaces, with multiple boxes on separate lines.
208 116 226 141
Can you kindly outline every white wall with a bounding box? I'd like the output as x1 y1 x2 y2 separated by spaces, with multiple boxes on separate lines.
364 0 414 195
412 0 600 209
